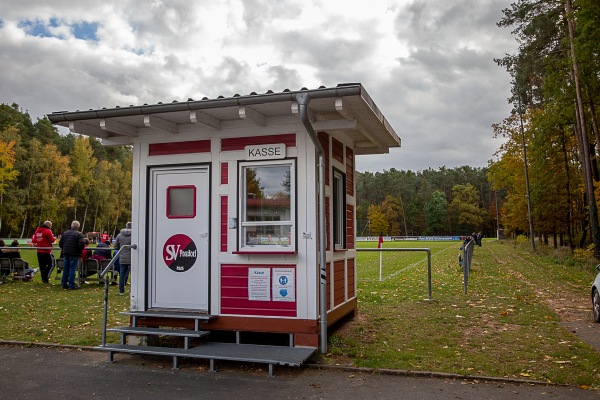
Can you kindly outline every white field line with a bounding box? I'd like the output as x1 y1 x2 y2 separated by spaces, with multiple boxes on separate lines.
361 245 458 282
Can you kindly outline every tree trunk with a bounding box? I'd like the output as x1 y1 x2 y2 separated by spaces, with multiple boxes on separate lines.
20 211 27 239
566 0 600 258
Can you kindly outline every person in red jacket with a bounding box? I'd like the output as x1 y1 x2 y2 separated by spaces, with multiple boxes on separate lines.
32 220 56 284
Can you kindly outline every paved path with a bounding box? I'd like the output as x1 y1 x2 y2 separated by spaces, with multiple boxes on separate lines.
0 345 597 399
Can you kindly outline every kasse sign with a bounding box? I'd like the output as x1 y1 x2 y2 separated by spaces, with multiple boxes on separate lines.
245 143 286 160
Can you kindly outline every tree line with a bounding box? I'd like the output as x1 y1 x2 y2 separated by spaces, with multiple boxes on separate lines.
356 166 496 238
491 0 600 254
0 103 132 239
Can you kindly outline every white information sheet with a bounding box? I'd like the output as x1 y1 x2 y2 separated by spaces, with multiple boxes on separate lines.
272 268 295 302
248 268 271 301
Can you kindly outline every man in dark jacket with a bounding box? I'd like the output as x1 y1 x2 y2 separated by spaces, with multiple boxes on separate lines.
114 222 132 295
32 220 56 284
59 220 85 290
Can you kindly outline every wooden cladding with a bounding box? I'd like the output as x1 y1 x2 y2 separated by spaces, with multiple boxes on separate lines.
220 162 228 185
149 140 211 156
346 146 354 196
333 260 345 307
221 133 296 151
220 196 228 252
332 137 344 163
220 264 297 317
347 258 355 298
346 204 355 249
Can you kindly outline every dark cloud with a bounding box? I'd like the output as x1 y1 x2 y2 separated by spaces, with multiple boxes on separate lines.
0 0 517 173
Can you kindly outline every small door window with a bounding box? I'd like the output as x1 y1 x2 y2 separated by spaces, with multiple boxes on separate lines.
167 185 196 218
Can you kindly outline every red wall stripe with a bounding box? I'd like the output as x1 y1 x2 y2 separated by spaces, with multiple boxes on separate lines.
221 162 228 185
149 140 211 156
334 260 345 307
348 258 355 298
220 264 297 317
220 196 228 252
346 204 355 249
346 146 354 196
332 137 343 163
221 133 296 151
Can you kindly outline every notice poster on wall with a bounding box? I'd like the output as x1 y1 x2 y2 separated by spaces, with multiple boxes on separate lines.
248 268 270 301
272 268 295 302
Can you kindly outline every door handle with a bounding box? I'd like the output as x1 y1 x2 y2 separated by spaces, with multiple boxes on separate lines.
198 232 208 238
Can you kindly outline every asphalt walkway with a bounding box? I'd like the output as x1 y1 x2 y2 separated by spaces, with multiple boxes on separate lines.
0 344 597 399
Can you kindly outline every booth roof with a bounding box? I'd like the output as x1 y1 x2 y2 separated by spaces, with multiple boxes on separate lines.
47 83 400 155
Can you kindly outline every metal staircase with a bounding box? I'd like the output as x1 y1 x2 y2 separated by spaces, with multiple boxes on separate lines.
97 310 316 377
96 248 316 377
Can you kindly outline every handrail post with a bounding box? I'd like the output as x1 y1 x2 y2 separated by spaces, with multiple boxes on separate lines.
100 244 136 347
427 249 432 300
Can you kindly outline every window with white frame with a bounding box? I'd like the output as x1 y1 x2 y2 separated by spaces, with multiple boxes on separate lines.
240 160 295 251
333 169 346 249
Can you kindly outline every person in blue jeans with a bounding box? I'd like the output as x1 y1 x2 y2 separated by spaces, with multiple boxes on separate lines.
59 220 85 290
114 222 132 295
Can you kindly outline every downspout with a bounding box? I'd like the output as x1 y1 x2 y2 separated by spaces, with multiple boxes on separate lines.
296 92 328 354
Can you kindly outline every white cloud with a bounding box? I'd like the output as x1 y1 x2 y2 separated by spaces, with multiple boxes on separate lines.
0 0 517 172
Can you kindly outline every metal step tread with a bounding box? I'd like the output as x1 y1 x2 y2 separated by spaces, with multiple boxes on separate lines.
121 310 216 321
97 342 317 367
107 326 210 338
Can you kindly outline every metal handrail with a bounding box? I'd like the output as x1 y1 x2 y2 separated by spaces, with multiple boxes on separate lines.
100 244 137 347
460 239 475 294
356 248 432 300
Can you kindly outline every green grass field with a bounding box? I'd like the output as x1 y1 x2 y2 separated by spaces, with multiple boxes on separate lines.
326 239 600 387
1 239 599 387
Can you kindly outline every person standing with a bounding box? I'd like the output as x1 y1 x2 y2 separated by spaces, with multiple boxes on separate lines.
32 220 56 284
114 222 132 295
59 220 85 290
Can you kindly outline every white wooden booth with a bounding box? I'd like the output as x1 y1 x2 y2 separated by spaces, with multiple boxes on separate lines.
48 84 400 351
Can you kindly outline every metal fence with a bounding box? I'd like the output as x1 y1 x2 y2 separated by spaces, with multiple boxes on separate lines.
459 239 475 294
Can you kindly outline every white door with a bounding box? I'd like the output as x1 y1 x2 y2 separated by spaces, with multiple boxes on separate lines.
148 165 210 311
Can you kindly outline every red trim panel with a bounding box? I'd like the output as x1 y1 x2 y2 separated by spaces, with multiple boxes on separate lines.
149 140 211 156
346 204 355 249
221 264 297 317
221 162 228 185
325 196 331 251
332 137 344 163
220 196 228 252
221 134 296 151
346 146 354 196
334 260 345 307
348 258 355 298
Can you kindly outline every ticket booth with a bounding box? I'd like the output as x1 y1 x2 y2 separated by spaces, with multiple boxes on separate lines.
48 83 400 360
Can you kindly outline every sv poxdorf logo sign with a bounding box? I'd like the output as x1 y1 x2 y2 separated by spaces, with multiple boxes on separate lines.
163 234 197 272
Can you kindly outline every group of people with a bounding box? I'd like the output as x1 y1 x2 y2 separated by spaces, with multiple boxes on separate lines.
0 238 35 280
30 220 132 295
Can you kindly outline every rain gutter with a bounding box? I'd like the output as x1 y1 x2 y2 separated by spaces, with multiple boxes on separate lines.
47 85 364 122
296 92 328 354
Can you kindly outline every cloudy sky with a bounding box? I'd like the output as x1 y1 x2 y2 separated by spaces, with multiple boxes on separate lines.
0 0 517 172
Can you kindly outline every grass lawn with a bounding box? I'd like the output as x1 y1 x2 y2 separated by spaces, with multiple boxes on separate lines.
324 239 600 387
1 239 599 387
0 246 130 346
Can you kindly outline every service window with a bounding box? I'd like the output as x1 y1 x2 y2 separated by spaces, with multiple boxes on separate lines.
333 169 346 249
239 160 295 251
167 185 196 218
